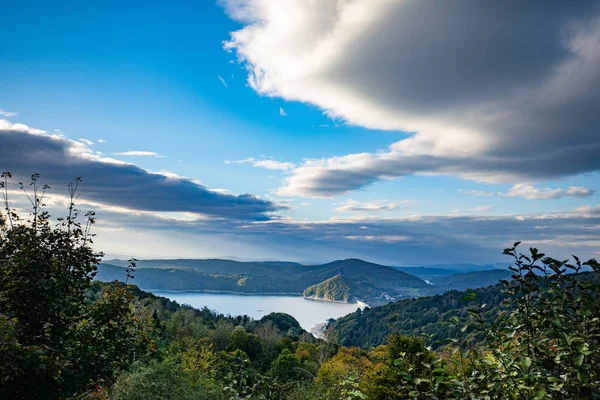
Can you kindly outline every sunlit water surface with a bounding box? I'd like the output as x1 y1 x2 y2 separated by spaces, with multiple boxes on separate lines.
151 291 361 331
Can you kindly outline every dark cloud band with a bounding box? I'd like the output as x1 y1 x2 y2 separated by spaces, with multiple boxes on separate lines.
0 122 282 220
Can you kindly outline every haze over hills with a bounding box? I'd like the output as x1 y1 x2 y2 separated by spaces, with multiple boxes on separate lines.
96 257 512 305
433 269 513 291
395 266 512 288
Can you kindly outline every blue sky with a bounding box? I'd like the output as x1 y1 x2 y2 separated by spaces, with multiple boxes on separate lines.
1 1 599 264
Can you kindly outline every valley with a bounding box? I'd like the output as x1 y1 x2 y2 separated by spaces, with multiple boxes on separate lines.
96 257 511 306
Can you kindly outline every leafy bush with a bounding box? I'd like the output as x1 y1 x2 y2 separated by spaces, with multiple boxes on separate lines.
0 174 151 398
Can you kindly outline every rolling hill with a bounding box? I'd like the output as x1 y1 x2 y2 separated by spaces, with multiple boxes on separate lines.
303 275 353 302
328 284 507 348
433 269 513 291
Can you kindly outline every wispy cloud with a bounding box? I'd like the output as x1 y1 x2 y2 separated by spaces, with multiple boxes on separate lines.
505 184 595 200
0 108 18 117
345 235 411 243
79 138 94 146
114 151 163 157
460 185 596 200
226 157 295 171
253 160 295 170
459 189 495 197
217 75 228 88
451 205 495 214
97 139 107 143
334 199 414 213
279 107 286 116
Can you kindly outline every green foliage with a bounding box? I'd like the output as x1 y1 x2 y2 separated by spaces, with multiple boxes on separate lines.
466 243 600 398
259 312 302 336
110 357 223 400
269 349 302 382
330 283 506 348
0 174 152 399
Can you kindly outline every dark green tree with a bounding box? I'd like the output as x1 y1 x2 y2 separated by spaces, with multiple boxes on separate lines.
269 349 302 382
0 173 152 399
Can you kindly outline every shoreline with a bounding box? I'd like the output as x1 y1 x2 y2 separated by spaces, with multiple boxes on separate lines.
149 289 304 296
303 295 353 304
311 322 327 339
147 289 362 336
304 296 370 310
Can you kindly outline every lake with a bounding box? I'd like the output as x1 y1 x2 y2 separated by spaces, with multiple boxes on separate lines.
151 291 362 332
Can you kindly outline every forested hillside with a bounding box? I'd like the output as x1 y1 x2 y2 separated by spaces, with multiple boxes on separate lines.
329 284 507 348
303 275 353 302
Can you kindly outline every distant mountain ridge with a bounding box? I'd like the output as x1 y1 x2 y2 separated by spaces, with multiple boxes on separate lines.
97 258 428 304
434 269 513 291
96 257 510 305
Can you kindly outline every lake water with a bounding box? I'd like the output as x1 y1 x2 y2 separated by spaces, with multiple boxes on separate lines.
151 291 362 332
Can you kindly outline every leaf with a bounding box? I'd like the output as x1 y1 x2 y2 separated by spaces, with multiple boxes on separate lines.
534 386 547 399
577 369 589 382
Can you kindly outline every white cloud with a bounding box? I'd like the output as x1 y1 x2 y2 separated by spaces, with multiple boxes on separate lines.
345 235 411 243
222 1 600 197
279 107 286 116
451 205 495 214
504 184 595 200
0 108 18 117
226 157 254 164
78 138 94 146
253 160 295 170
459 185 596 200
114 151 163 157
459 189 495 197
566 186 596 197
217 75 228 88
334 199 413 213
227 157 295 171
97 139 107 143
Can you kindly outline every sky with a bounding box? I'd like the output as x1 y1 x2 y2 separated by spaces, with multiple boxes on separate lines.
1 0 599 265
